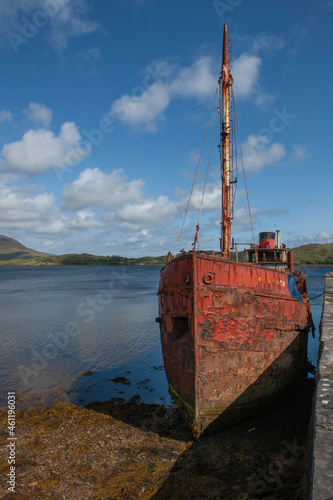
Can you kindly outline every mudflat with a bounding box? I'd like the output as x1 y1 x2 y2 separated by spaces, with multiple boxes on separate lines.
1 379 314 499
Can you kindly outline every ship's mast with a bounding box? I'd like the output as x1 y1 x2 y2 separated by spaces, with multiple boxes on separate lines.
220 24 231 258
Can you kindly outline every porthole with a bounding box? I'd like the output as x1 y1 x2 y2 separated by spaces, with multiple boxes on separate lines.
203 273 214 285
183 273 191 284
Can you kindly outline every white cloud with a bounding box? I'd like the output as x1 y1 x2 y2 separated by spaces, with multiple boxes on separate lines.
23 102 52 128
291 144 310 162
0 184 55 228
0 110 12 123
230 206 262 234
117 195 179 226
61 168 223 230
170 56 217 98
102 229 155 254
69 209 99 230
187 182 221 212
50 0 98 52
0 182 100 238
254 92 276 108
111 83 170 133
2 122 87 174
109 56 217 132
251 33 286 54
115 180 224 228
0 0 98 53
291 231 333 246
110 33 286 131
231 53 262 98
61 168 145 211
230 33 285 106
242 134 286 173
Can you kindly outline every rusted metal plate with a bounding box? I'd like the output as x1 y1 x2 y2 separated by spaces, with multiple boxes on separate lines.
158 253 311 437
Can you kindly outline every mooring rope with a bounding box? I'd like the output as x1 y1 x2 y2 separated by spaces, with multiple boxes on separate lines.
308 292 324 300
309 293 333 305
310 298 333 305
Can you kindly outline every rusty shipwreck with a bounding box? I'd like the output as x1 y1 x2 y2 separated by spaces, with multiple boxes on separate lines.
157 25 313 437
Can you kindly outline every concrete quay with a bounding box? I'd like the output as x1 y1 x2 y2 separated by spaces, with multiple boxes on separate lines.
310 274 333 499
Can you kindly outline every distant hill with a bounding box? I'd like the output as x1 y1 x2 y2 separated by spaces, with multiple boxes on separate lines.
292 243 333 265
0 235 167 266
31 253 167 266
0 235 52 261
0 235 332 266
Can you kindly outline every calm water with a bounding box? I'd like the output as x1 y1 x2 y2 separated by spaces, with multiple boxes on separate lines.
0 266 170 409
0 265 332 409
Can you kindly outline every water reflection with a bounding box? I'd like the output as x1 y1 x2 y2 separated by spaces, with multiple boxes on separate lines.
0 264 331 409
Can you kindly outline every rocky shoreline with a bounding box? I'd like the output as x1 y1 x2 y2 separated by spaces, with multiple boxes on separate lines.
1 379 315 499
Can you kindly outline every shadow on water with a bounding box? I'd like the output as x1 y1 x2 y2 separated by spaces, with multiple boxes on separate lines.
67 367 192 439
66 363 172 407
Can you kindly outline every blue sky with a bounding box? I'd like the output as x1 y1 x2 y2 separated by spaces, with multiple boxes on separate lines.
0 0 332 257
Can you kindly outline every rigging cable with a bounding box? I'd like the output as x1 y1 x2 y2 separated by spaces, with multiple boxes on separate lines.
198 101 220 227
176 85 219 253
193 102 220 251
231 91 238 218
232 87 257 262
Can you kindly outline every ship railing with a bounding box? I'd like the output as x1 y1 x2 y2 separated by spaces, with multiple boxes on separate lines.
174 247 290 271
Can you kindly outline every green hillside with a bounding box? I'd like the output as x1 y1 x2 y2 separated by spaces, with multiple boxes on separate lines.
292 243 333 265
0 236 167 266
33 254 167 266
0 235 332 266
0 235 52 261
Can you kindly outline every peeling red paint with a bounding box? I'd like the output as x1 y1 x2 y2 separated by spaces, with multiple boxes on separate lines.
158 252 312 436
157 25 313 437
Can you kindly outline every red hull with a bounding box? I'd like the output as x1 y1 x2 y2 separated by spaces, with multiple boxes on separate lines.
158 252 312 436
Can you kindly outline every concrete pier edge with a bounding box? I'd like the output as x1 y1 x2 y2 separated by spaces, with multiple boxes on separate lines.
309 273 333 499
